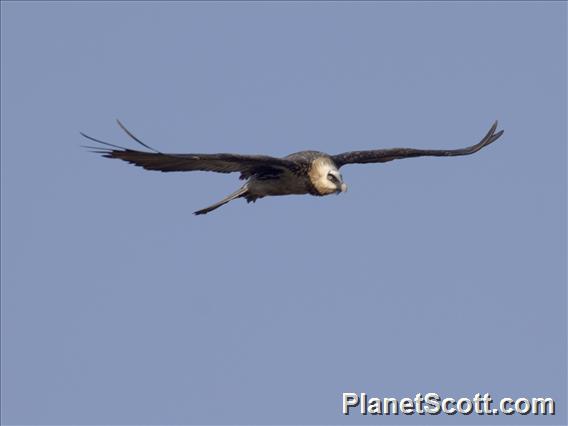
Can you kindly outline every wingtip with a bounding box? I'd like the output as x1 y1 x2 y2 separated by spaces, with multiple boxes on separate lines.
480 120 500 145
493 129 505 140
116 118 129 134
80 130 132 150
114 119 161 153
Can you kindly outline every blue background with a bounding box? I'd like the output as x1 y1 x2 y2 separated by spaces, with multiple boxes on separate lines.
1 1 566 424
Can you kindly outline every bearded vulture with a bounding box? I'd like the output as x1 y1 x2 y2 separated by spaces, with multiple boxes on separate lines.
82 120 504 215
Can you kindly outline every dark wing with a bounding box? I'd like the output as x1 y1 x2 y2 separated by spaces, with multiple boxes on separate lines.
331 121 504 168
82 120 299 180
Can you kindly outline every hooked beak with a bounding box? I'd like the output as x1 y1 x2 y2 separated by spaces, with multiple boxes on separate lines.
338 182 348 193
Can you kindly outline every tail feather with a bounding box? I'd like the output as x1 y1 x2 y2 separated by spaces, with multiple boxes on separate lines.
194 186 249 215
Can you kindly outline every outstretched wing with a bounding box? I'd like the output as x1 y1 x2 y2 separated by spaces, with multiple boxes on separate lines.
331 121 504 168
82 120 299 179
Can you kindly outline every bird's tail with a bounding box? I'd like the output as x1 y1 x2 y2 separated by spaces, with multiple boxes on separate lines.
194 185 249 216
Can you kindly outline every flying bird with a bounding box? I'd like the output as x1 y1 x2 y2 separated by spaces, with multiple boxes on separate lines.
82 120 504 215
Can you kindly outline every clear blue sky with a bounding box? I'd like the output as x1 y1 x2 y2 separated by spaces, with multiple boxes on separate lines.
1 1 566 424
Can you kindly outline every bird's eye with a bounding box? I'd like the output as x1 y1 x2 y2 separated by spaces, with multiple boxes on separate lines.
327 174 337 182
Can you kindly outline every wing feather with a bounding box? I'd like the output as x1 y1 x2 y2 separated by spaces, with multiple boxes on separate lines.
332 121 504 168
82 121 299 178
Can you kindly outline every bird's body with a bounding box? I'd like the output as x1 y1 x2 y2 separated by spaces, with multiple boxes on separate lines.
214 152 345 216
82 121 504 215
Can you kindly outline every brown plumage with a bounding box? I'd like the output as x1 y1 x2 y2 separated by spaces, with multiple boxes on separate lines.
82 120 504 215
